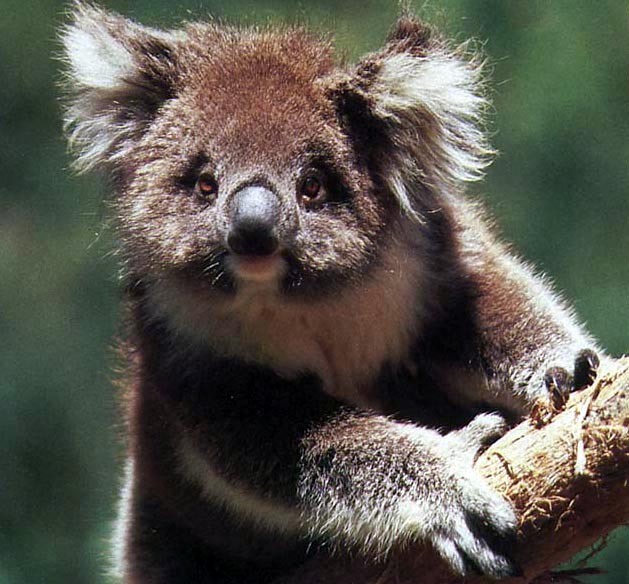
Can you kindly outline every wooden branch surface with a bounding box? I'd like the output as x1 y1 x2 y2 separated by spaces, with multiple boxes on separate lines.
286 357 629 584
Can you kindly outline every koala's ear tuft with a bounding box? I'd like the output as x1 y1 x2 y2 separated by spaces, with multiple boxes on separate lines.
60 2 182 172
385 16 433 55
328 16 493 218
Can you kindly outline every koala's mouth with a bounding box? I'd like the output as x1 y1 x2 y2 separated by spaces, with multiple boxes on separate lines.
192 247 350 298
227 253 287 284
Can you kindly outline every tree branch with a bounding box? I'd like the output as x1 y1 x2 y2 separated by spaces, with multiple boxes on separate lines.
284 358 629 583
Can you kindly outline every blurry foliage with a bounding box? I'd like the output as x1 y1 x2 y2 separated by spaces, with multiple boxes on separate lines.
0 1 627 582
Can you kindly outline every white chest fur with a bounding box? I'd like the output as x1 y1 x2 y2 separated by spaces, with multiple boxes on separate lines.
147 244 425 408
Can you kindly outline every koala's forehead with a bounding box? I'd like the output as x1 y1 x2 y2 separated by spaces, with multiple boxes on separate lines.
172 26 342 166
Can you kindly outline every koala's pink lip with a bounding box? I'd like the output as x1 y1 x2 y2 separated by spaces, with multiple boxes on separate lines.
230 254 285 281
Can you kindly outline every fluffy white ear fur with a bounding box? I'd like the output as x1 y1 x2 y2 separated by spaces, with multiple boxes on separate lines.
61 3 179 171
337 30 493 218
373 51 492 184
62 5 136 92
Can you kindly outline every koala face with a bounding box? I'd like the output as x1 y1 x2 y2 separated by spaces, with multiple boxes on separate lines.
63 7 490 306
102 28 393 299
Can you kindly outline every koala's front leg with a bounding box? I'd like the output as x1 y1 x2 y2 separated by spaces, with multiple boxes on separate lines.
466 239 603 415
298 410 520 578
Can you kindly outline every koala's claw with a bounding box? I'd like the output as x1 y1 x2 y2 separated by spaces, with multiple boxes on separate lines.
574 348 599 390
544 349 599 408
544 366 573 408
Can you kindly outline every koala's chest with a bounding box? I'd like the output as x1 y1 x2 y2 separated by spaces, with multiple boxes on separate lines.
148 252 424 409
207 294 415 409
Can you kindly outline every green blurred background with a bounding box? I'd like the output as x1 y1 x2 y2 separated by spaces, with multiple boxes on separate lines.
1 1 628 582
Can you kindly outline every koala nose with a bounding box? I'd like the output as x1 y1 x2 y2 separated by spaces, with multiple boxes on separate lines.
227 186 280 257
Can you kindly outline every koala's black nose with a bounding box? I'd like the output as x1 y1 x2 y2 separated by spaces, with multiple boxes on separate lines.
227 186 280 257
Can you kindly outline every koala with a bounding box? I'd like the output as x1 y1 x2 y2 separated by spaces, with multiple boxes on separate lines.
61 4 601 583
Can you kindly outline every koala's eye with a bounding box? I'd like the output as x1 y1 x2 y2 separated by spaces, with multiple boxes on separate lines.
299 175 326 207
196 174 218 199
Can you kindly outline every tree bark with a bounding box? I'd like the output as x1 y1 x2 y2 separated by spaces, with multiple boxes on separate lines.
286 357 629 583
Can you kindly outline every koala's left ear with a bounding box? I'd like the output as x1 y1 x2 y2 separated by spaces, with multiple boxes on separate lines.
61 2 183 172
326 17 493 216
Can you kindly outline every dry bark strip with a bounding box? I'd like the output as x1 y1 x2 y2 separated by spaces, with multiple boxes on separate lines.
285 357 629 583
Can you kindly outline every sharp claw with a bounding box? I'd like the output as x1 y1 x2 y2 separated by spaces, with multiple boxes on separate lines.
574 348 600 390
459 530 521 579
458 546 483 577
544 366 573 408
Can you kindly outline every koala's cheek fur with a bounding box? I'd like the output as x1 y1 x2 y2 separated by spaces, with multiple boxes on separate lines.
109 112 217 275
287 202 387 289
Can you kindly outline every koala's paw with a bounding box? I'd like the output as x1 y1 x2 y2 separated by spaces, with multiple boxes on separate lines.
545 349 600 409
427 414 521 578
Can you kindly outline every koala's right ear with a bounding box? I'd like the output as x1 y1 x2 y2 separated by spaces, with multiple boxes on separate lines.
326 17 492 220
61 2 182 172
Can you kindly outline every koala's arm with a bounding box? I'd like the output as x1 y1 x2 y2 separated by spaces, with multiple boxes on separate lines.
460 214 601 412
159 354 519 579
295 409 519 578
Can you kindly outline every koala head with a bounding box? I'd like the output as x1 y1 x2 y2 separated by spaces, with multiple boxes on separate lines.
62 4 490 302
